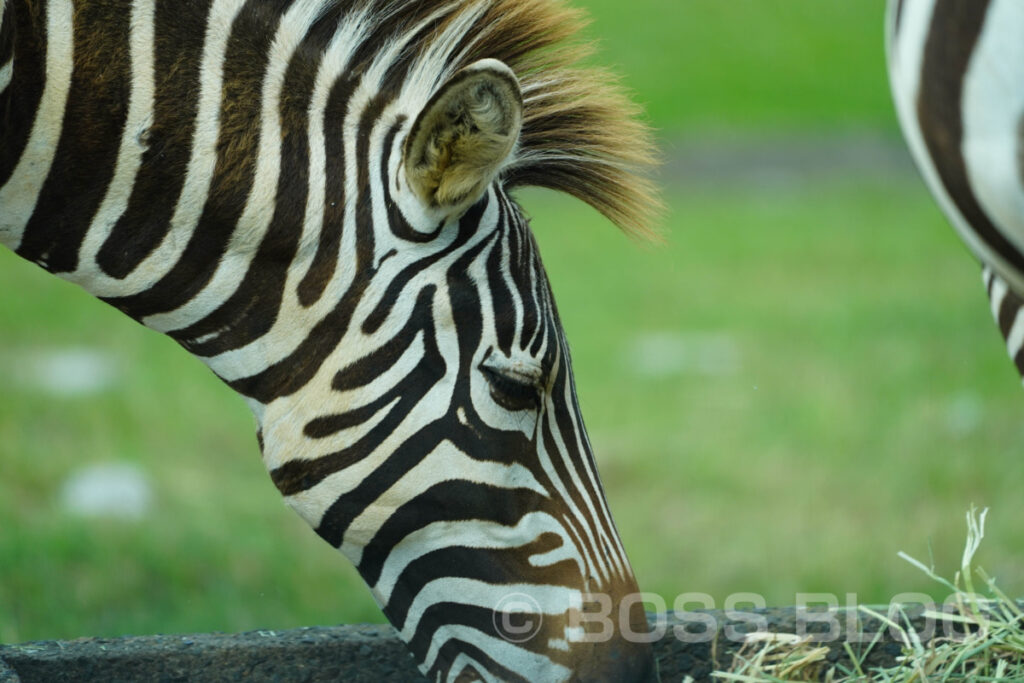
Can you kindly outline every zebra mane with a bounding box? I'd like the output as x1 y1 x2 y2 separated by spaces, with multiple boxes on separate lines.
369 0 661 237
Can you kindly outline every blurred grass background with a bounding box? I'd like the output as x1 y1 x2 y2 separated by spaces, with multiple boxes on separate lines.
2 0 1023 643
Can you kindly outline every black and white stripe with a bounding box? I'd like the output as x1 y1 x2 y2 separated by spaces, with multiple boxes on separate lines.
888 0 1024 378
0 1 659 681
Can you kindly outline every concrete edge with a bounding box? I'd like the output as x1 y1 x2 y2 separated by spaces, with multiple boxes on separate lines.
0 605 964 682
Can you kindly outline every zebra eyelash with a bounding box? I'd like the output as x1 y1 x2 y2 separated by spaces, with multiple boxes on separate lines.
479 363 542 413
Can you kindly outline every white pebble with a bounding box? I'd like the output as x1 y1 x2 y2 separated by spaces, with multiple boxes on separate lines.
15 347 119 397
60 463 153 521
626 331 741 377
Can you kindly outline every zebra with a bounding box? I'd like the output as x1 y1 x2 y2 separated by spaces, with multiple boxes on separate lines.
0 1 662 681
887 0 1024 379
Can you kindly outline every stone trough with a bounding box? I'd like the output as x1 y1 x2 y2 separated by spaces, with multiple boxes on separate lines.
0 605 952 682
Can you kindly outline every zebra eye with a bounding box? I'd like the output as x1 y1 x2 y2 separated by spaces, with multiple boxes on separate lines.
480 364 542 413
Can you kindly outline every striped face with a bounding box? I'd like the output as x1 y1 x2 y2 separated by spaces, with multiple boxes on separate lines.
260 182 655 681
1 1 659 680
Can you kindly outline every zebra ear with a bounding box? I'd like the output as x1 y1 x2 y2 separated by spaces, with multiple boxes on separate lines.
403 59 522 214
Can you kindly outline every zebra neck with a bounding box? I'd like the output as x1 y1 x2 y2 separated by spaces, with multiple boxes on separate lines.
0 0 327 395
0 1 443 409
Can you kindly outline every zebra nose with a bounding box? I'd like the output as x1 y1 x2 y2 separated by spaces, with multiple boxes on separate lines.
574 639 660 683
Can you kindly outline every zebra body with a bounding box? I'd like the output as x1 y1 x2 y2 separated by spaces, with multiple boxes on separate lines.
888 0 1024 376
0 1 659 681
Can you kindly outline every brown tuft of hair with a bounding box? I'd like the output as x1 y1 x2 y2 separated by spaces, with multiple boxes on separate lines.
426 0 662 239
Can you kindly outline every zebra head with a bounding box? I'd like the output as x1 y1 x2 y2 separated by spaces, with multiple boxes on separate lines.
236 4 660 678
0 0 659 679
255 55 659 683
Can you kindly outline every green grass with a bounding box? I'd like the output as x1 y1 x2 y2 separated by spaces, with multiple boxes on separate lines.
526 179 1024 613
578 0 893 134
0 273 384 641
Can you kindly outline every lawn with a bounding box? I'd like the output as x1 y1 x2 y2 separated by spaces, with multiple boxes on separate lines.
579 0 894 134
2 0 1023 644
530 182 1024 612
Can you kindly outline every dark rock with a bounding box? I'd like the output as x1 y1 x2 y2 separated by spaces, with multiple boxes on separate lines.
0 658 21 683
1 605 999 682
